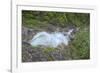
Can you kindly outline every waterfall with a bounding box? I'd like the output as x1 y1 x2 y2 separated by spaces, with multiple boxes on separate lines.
29 29 74 48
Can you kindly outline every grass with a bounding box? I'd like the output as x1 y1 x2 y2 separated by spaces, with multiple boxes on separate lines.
69 27 90 59
22 11 90 28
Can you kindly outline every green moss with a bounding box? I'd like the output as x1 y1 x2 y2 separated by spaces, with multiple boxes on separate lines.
42 47 56 61
47 56 54 61
43 47 56 54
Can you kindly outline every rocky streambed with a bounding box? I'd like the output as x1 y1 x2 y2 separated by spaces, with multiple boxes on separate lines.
22 26 76 62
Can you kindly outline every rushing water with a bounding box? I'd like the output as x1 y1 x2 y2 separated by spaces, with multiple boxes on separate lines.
30 29 74 48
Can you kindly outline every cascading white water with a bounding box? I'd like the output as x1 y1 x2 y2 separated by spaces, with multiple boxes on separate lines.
30 29 73 48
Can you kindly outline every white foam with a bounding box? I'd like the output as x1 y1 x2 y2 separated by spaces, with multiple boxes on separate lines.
30 29 73 48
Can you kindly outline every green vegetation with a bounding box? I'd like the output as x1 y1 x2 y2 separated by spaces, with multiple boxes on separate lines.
43 47 56 54
22 10 90 61
70 28 90 59
22 11 90 29
43 47 56 61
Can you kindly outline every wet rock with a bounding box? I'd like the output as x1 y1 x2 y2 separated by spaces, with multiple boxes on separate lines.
22 26 35 42
49 50 65 60
22 43 48 62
